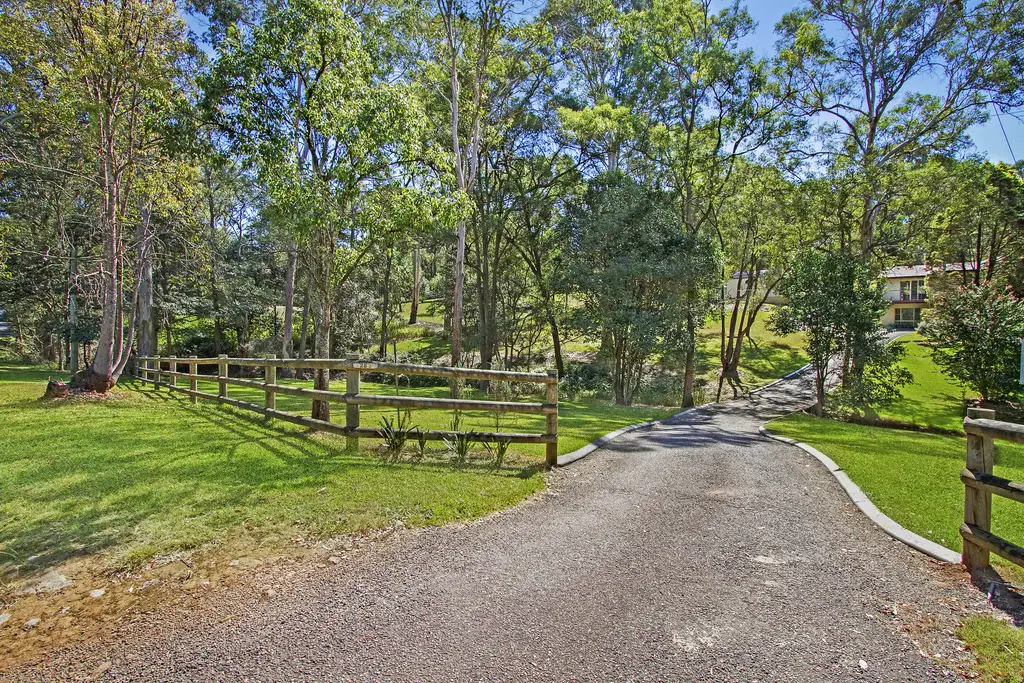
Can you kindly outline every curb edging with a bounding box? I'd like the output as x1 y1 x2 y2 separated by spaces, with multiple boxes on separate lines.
554 361 813 468
758 426 960 564
556 406 699 467
746 363 812 396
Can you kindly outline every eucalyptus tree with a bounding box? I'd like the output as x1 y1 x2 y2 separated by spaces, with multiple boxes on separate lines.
2 0 195 390
206 0 427 420
928 160 1024 285
714 164 803 399
776 0 1024 258
558 173 721 405
429 0 510 368
628 0 792 407
544 0 648 176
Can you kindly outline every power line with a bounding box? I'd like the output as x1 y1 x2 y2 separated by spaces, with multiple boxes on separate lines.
992 103 1019 166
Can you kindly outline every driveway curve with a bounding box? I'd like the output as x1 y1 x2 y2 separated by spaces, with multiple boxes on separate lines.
16 372 987 681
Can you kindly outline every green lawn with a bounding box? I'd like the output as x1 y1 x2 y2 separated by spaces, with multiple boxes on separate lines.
958 616 1024 682
694 306 809 394
0 363 673 577
398 298 444 326
875 333 971 432
766 413 1024 556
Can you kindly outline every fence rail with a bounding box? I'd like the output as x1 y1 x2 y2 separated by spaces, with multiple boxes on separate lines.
136 354 559 468
961 407 1024 570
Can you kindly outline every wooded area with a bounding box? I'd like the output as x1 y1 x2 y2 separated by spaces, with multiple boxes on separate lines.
2 0 1024 411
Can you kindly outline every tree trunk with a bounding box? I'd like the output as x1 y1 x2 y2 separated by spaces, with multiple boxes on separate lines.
378 249 392 357
681 312 697 408
68 244 80 373
546 302 564 377
409 247 421 324
298 269 311 362
137 244 155 357
281 243 297 359
452 218 467 367
312 294 331 422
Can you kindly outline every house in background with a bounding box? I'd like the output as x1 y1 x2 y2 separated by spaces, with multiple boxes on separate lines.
725 262 985 330
724 270 785 305
881 261 985 329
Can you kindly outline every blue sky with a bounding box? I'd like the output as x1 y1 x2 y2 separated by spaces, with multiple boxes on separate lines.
741 1 1021 164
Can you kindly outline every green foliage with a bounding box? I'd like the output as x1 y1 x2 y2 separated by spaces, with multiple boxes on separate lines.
557 172 721 405
771 251 902 413
444 431 475 464
413 428 428 460
922 282 1024 402
829 341 913 417
484 437 512 469
379 409 414 454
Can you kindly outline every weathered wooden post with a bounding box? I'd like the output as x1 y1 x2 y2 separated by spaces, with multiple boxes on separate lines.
189 355 198 404
218 354 228 399
964 406 997 571
265 353 277 411
346 353 360 450
169 357 178 390
145 358 154 386
154 358 163 388
546 371 558 469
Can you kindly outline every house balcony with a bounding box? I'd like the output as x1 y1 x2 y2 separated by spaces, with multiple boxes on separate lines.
899 293 927 302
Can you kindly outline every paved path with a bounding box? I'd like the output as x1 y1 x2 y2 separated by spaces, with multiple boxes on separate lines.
20 373 985 681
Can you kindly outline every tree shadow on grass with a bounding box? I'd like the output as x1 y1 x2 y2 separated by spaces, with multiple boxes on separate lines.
0 385 543 581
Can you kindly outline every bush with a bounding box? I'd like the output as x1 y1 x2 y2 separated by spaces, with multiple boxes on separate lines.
560 361 612 399
921 283 1024 402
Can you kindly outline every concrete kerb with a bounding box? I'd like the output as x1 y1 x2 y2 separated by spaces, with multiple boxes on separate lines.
556 406 700 467
746 363 812 395
758 425 961 564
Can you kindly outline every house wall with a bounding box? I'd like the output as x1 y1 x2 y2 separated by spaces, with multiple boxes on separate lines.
725 278 785 305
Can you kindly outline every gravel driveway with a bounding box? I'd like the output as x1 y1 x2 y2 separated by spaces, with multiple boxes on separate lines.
14 372 991 681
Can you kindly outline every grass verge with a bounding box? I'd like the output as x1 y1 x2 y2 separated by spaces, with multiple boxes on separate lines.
0 363 674 577
765 413 1024 555
958 616 1024 682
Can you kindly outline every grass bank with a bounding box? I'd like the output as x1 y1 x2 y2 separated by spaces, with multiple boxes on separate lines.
0 363 671 577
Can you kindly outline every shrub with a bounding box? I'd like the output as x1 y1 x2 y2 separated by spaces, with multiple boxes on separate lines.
922 283 1024 402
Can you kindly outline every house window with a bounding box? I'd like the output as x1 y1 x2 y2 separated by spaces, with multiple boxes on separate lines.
900 279 926 301
895 307 922 325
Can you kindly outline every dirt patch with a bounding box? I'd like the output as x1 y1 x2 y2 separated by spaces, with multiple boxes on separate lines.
893 560 1024 678
0 523 406 673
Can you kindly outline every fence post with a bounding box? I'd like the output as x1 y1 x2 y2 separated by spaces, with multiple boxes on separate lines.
154 358 163 388
169 357 177 390
145 358 154 386
218 354 228 399
265 353 277 411
346 353 360 450
546 371 558 469
189 355 198 404
964 406 997 571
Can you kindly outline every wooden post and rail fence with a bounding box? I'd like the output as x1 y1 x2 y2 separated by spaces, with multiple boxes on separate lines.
136 355 560 468
961 406 1024 571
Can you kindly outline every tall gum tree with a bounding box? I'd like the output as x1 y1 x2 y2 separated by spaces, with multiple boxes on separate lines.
776 0 1024 258
207 0 426 420
4 0 193 391
630 0 793 407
